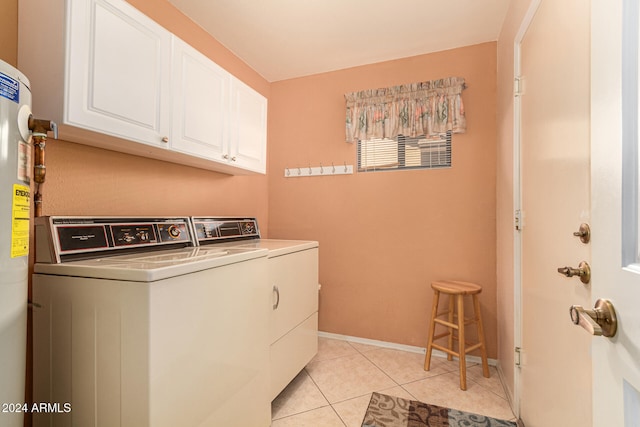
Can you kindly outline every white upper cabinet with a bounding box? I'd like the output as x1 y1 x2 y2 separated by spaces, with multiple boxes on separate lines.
229 77 268 174
171 37 229 162
18 0 267 175
66 0 172 147
172 38 267 173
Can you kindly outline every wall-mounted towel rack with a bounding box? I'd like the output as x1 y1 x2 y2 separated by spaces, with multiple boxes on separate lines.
284 163 354 178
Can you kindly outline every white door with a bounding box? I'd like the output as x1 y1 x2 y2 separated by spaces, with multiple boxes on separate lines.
591 0 640 425
517 0 593 424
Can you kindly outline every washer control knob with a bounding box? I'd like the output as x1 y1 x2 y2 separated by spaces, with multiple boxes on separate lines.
167 225 181 239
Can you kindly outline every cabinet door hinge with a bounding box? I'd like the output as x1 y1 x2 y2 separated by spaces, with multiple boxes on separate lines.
514 77 522 97
515 209 522 231
515 346 522 367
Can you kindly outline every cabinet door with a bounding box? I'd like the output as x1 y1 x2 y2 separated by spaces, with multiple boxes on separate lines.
229 77 267 174
171 37 229 161
270 249 319 344
66 0 171 147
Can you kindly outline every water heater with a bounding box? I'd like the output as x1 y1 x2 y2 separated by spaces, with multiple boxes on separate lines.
0 59 33 427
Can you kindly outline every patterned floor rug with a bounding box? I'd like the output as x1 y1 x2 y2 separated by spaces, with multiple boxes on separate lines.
362 392 517 427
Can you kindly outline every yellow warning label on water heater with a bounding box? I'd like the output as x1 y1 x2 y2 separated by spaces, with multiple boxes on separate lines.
11 184 30 258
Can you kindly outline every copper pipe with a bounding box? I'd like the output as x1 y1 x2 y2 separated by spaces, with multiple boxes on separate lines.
28 115 57 216
33 136 46 184
34 191 43 218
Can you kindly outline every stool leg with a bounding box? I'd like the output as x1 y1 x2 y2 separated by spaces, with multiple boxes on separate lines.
447 295 454 361
473 294 490 378
457 294 467 390
424 290 440 371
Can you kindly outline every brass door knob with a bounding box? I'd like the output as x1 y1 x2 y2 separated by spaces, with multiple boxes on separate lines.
569 299 617 338
557 261 591 284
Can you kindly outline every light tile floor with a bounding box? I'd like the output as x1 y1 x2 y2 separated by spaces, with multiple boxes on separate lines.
271 337 517 427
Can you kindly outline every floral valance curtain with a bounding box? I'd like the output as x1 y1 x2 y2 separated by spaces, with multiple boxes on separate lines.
345 77 466 143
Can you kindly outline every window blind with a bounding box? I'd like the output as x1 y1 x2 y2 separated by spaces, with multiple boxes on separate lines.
357 131 451 172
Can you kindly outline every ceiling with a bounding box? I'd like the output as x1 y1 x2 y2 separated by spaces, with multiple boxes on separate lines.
167 0 511 82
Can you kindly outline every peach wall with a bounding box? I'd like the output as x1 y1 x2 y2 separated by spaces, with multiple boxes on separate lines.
268 43 498 356
0 0 17 66
41 142 269 219
496 0 533 405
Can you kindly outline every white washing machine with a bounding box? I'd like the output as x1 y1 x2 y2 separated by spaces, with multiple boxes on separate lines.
32 216 271 427
191 217 319 399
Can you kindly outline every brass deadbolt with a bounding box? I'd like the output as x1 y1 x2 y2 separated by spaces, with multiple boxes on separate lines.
573 223 591 244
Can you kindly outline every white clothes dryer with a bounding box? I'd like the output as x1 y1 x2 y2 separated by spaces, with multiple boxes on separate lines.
191 217 319 399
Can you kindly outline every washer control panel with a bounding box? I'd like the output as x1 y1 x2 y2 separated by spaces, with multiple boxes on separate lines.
38 217 194 262
192 217 260 244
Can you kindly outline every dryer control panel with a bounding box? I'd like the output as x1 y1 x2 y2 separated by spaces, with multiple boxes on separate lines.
192 217 260 244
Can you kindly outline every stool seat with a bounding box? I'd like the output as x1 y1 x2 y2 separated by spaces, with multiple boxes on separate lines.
431 280 482 295
424 280 489 390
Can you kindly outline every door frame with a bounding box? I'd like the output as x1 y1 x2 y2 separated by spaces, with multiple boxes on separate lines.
512 0 542 418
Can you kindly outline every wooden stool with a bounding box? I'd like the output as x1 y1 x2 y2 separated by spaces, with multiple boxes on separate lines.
424 280 490 390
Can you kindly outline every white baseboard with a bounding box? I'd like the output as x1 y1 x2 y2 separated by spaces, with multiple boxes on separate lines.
317 330 498 367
